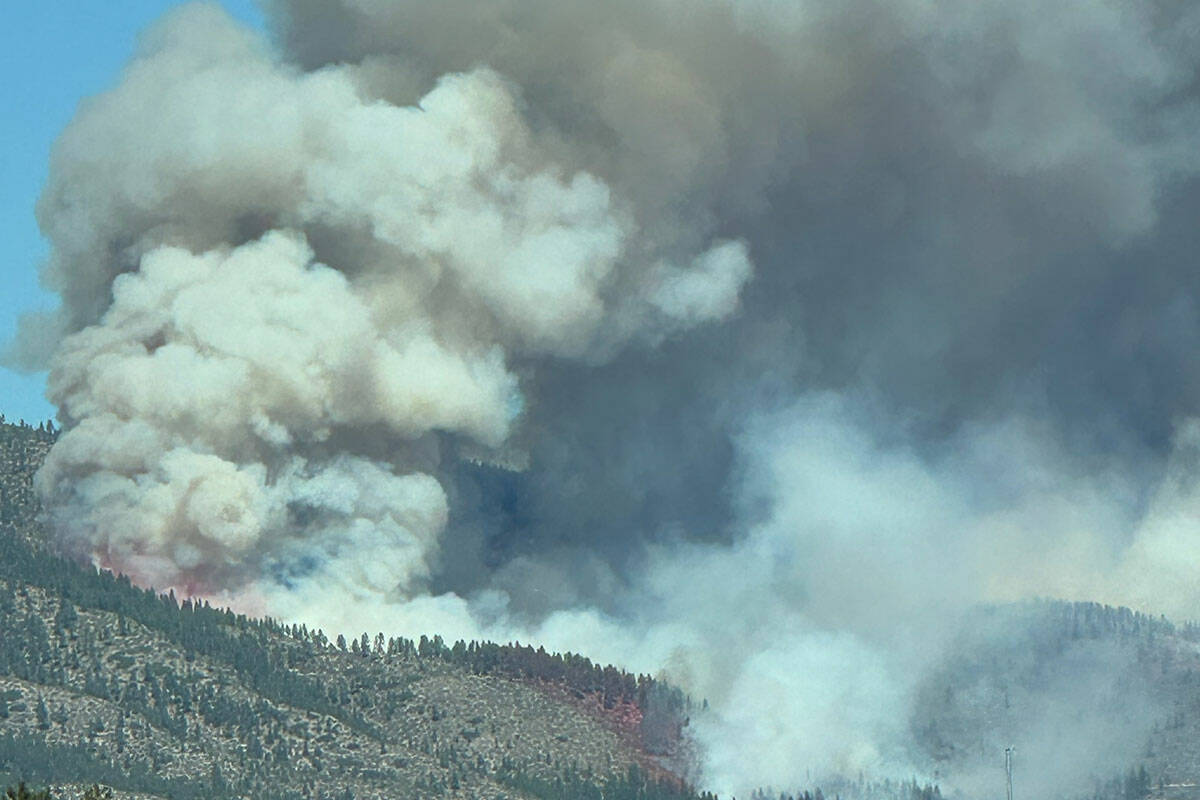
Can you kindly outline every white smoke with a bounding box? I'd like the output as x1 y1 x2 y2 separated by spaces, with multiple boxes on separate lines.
29 5 748 602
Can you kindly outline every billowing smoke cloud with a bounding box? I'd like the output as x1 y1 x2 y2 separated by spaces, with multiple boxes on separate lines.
23 5 748 599
12 0 1200 796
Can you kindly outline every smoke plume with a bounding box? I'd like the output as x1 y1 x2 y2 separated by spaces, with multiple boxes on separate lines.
12 0 1200 795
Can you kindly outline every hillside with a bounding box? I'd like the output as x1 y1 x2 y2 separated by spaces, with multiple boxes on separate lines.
0 418 704 800
10 413 1200 800
909 602 1200 800
0 415 53 551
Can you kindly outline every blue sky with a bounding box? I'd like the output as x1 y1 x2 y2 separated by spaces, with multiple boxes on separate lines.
0 1 264 425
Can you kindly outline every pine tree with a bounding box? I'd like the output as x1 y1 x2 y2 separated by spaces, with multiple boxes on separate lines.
4 783 53 800
35 696 49 730
54 601 78 633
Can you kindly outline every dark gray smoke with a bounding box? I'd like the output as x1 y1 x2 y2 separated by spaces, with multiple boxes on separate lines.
11 0 1200 794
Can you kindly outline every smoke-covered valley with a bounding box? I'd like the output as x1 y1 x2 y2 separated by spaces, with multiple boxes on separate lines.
8 0 1200 796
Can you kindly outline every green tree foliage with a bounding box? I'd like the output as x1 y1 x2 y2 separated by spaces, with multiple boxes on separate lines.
1091 764 1155 800
0 419 55 533
3 783 53 800
33 698 48 731
0 731 220 799
1124 765 1151 800
751 778 943 800
53 601 77 633
497 761 717 800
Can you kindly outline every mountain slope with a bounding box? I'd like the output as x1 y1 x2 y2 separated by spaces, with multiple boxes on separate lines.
0 418 701 800
909 601 1200 800
12 413 1200 800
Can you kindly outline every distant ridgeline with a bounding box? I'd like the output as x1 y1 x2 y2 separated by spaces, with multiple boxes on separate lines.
0 415 709 800
911 597 1200 800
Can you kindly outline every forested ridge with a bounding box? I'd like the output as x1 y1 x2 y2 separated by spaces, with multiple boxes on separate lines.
7 414 1200 800
0 417 704 800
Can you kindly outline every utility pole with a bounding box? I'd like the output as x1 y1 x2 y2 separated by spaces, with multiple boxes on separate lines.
1005 746 1015 800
